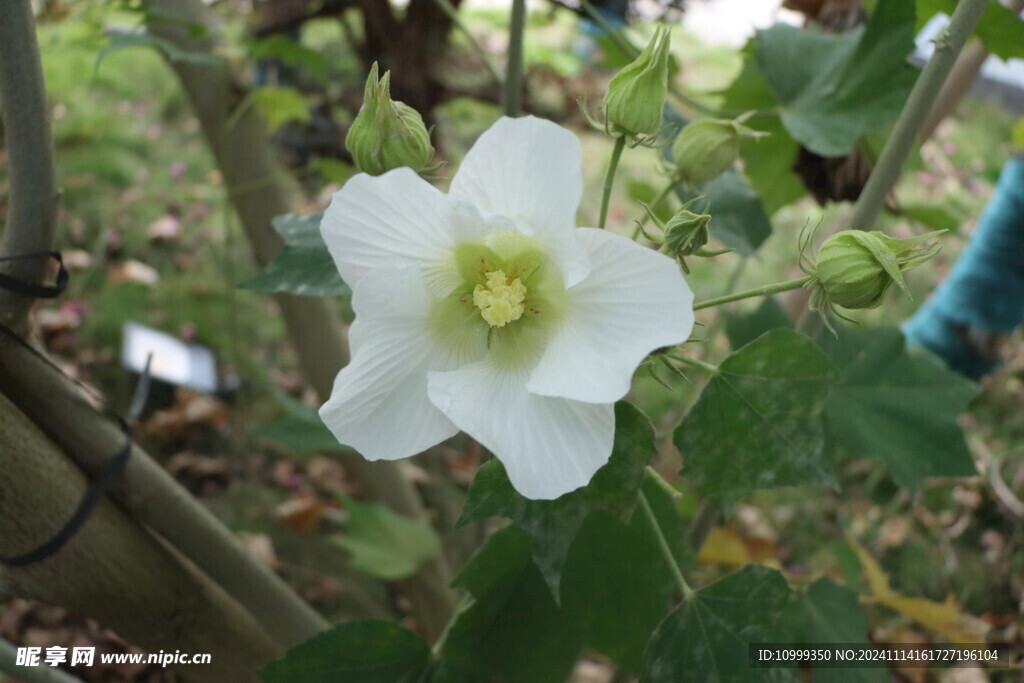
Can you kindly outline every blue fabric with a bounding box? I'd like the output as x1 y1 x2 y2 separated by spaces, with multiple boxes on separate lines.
903 156 1024 378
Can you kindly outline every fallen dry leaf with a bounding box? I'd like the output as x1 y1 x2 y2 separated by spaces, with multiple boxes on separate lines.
107 259 160 286
275 495 325 534
851 538 990 644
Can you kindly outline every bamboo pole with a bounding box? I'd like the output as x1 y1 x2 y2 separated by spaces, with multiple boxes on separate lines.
0 392 281 682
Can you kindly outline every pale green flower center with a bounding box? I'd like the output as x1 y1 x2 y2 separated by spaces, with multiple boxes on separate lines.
428 230 566 369
473 270 527 327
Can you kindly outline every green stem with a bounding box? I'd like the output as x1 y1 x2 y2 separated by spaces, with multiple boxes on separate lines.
671 354 719 375
432 0 504 87
848 0 989 231
693 275 812 311
598 135 627 229
645 465 683 501
639 490 695 600
631 182 675 240
503 0 526 117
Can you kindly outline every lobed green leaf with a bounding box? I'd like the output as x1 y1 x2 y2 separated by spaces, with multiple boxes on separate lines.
676 329 841 502
458 402 655 599
433 526 582 683
239 213 351 297
259 620 429 683
641 564 797 682
756 0 918 156
334 498 441 581
819 326 979 490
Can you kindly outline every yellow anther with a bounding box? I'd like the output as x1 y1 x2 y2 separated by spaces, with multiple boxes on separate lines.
473 270 527 327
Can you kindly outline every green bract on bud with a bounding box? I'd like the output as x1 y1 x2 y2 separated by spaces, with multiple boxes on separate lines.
806 230 943 314
639 197 717 273
346 63 436 176
662 198 711 258
602 26 671 139
671 114 764 185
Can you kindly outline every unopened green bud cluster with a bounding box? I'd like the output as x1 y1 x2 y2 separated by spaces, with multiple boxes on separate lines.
671 114 764 185
805 229 943 319
346 63 436 176
641 198 717 272
602 26 672 140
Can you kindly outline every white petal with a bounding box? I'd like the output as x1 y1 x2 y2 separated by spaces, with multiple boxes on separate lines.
321 167 488 294
427 360 614 500
320 265 487 459
527 228 694 403
450 116 590 287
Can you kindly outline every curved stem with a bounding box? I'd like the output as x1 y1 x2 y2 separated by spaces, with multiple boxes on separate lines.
644 465 682 501
671 354 719 375
503 0 526 117
848 0 989 232
598 136 627 229
0 0 59 335
693 275 812 311
639 490 695 600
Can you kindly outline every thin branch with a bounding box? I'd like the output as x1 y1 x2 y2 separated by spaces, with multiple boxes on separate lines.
0 0 59 335
639 490 695 599
920 0 1024 141
693 275 812 311
848 0 990 231
503 0 526 116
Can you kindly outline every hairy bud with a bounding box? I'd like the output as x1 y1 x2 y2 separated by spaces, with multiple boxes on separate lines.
811 230 943 310
671 115 764 185
346 63 435 175
603 26 672 139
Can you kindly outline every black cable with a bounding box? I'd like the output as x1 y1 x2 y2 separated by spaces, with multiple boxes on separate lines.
0 252 147 567
0 251 68 299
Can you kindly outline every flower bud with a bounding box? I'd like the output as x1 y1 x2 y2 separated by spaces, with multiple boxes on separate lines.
813 230 942 309
603 26 672 139
671 115 764 185
346 63 435 175
662 198 711 258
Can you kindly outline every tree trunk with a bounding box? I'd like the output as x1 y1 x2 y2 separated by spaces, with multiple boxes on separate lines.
356 0 461 123
144 0 456 641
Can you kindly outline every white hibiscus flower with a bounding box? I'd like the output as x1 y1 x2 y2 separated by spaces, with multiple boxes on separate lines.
319 116 694 500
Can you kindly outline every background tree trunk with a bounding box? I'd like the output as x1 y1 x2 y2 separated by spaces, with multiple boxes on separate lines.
145 0 456 641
